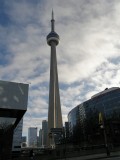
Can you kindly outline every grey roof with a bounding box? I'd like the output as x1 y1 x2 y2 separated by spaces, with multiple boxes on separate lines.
91 87 119 99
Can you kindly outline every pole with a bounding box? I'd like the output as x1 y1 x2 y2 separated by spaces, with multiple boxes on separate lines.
99 112 110 156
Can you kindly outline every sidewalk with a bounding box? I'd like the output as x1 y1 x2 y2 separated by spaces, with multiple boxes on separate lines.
57 150 120 160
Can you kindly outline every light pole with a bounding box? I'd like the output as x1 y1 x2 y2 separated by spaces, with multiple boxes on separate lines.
63 127 66 160
99 112 110 156
42 129 44 148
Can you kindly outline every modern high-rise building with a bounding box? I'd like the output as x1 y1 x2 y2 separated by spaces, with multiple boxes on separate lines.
68 87 120 147
21 136 27 148
0 80 29 159
22 136 27 143
38 129 42 147
42 120 48 146
46 11 63 145
64 122 70 142
28 127 37 147
12 119 23 151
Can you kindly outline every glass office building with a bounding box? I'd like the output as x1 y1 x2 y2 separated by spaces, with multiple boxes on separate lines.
0 80 29 159
12 119 23 151
42 120 48 146
68 87 120 147
28 127 37 147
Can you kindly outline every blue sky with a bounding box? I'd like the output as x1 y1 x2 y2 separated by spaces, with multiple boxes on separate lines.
0 0 120 137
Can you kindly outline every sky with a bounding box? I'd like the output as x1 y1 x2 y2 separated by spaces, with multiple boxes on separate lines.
0 0 120 137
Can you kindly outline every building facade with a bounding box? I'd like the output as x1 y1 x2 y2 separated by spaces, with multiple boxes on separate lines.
38 129 42 147
68 87 120 147
64 122 70 143
22 136 27 143
28 127 37 147
21 136 27 148
42 120 48 146
12 119 23 151
0 80 29 159
38 121 48 147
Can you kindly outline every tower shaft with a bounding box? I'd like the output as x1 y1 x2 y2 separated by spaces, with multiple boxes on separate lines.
47 12 63 136
48 41 62 130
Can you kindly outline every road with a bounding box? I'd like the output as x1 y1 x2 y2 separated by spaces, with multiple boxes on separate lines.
98 156 120 160
99 157 120 160
59 156 120 160
58 154 120 160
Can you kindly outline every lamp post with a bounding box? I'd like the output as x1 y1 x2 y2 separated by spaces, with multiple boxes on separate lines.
99 112 110 156
63 127 66 160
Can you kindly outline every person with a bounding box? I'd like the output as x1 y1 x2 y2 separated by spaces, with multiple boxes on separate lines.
29 149 34 160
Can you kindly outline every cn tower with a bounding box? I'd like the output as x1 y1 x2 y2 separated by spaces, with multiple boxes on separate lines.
47 11 63 136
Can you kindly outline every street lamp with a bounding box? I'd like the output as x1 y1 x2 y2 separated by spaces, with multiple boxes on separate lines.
99 112 110 156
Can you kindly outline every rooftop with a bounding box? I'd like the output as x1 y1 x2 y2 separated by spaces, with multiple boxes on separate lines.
91 87 119 99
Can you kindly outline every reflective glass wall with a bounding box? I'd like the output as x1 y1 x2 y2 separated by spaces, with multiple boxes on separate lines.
68 88 120 147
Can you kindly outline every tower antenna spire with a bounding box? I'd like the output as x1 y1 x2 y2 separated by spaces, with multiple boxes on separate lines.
52 9 54 20
51 9 55 31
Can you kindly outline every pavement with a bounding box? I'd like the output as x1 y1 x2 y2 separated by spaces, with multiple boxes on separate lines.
57 150 120 160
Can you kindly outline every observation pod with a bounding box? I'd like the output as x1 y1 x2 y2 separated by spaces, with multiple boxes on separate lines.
47 31 60 46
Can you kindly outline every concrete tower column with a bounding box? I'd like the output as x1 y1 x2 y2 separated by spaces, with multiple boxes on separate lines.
47 11 63 146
